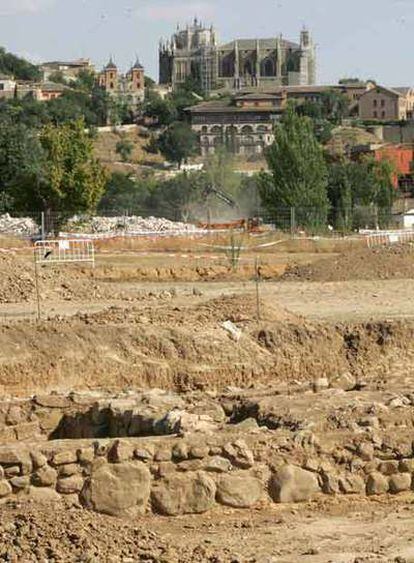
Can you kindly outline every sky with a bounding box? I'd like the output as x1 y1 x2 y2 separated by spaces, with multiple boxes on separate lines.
0 0 413 85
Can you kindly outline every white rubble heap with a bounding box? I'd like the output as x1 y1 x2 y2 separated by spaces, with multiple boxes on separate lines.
66 215 200 236
0 214 38 236
0 213 202 237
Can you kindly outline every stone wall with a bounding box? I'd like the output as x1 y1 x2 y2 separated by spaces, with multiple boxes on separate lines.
1 432 413 517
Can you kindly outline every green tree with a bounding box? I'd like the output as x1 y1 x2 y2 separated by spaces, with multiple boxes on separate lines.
144 96 177 126
99 172 154 212
74 69 96 93
10 119 107 232
0 47 41 81
372 158 397 227
157 121 197 167
47 71 67 85
0 122 44 210
259 107 329 228
115 137 134 162
327 161 353 230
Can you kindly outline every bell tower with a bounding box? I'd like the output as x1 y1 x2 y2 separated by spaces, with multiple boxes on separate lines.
99 57 118 94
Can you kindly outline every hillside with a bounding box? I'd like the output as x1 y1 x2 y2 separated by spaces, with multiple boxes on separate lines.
93 126 163 174
0 47 40 81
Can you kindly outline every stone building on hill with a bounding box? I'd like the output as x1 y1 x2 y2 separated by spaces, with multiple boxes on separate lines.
39 59 94 82
358 85 414 122
98 57 145 111
159 19 316 93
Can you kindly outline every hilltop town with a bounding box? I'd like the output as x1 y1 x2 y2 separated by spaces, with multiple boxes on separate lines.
1 21 414 182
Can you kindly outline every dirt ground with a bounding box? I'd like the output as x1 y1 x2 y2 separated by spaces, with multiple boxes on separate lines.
1 497 414 562
1 236 414 562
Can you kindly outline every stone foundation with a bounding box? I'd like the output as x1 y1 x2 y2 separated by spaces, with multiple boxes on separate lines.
1 389 414 517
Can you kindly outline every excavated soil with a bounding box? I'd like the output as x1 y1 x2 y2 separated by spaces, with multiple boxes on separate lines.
283 244 414 282
0 293 413 396
2 243 414 561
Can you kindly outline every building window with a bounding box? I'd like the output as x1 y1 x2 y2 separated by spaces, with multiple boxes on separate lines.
381 111 385 118
373 110 378 118
381 99 385 107
373 99 377 107
110 82 114 89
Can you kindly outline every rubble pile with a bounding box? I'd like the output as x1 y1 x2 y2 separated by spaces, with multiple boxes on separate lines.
67 215 200 235
0 214 38 236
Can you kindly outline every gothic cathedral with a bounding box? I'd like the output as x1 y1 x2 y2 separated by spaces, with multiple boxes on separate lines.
159 19 316 93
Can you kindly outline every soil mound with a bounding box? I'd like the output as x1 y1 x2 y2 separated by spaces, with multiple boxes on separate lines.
73 293 301 328
0 254 113 304
282 244 414 282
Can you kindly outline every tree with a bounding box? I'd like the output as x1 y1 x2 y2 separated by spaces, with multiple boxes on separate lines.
157 121 197 167
48 71 67 85
0 47 41 81
99 172 153 212
10 119 107 233
372 158 397 227
259 107 329 228
327 161 353 230
115 137 134 162
74 69 96 93
0 122 44 210
144 96 177 126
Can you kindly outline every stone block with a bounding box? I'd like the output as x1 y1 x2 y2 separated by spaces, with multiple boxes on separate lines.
58 464 80 478
216 474 263 508
0 480 12 498
204 456 232 474
222 440 254 469
134 444 155 462
57 476 84 495
399 459 414 473
81 461 150 517
171 442 188 461
24 487 61 503
270 465 320 503
31 451 48 470
366 472 389 496
320 472 340 495
154 448 172 462
4 466 20 478
77 448 95 465
378 461 399 476
189 446 209 460
176 459 204 473
357 443 375 462
338 474 365 495
151 471 216 516
10 476 30 491
32 465 58 488
52 450 78 466
389 473 412 494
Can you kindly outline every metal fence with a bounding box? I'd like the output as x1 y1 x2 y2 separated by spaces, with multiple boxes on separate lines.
0 206 411 242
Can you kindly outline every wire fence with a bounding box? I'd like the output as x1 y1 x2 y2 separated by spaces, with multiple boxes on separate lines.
0 206 412 242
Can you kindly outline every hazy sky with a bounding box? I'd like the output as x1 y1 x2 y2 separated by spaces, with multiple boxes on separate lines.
0 0 413 85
